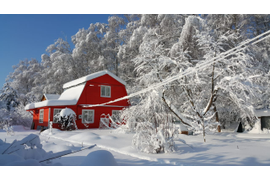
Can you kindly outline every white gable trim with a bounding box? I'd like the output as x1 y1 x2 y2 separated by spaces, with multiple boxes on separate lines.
63 70 126 89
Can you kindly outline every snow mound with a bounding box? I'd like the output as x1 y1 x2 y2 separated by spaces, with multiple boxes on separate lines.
41 128 62 135
80 150 118 166
100 135 118 140
0 154 24 165
69 132 101 141
11 125 29 132
6 159 41 166
0 134 63 166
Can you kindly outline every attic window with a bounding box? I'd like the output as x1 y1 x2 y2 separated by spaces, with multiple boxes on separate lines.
101 85 111 98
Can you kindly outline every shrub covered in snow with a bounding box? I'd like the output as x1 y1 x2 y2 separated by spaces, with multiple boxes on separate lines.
54 108 78 130
0 118 13 135
132 122 175 154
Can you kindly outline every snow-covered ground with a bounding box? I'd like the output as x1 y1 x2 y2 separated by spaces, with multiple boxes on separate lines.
1 126 270 166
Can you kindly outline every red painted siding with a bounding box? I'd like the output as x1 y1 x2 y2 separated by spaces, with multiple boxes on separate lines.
29 73 129 130
76 106 124 129
78 74 129 106
32 108 50 129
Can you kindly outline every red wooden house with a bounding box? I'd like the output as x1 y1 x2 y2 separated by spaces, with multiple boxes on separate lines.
25 70 130 130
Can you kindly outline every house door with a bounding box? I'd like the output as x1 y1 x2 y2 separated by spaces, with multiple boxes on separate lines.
261 117 270 130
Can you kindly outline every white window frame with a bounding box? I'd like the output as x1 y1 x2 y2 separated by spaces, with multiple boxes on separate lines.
101 85 111 98
82 110 95 124
53 108 62 123
39 109 44 123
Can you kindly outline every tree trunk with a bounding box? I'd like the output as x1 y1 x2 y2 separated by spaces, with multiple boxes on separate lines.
115 57 118 76
156 72 192 127
213 104 221 132
202 119 206 142
162 93 192 127
211 62 221 132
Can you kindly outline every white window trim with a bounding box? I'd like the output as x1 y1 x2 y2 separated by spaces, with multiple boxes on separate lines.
82 109 95 124
53 108 62 123
101 85 111 98
39 109 44 123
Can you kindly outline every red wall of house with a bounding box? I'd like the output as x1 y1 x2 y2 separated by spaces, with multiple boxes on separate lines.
78 74 130 107
29 74 130 130
31 105 125 130
75 106 124 129
32 107 50 129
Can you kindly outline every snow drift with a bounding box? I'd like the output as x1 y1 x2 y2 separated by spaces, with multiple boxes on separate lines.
80 150 118 166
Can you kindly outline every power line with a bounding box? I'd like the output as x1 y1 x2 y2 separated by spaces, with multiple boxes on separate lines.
83 30 270 108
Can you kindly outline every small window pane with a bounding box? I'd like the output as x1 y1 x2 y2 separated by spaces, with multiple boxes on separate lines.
106 87 110 97
101 86 106 96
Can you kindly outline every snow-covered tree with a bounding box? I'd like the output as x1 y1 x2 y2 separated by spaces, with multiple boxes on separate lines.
40 38 74 95
0 82 19 111
6 59 43 106
72 23 107 77
0 59 42 128
122 15 270 144
102 15 126 76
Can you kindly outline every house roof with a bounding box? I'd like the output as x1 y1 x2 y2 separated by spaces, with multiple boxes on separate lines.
63 70 126 89
25 84 85 110
42 94 60 100
254 109 270 117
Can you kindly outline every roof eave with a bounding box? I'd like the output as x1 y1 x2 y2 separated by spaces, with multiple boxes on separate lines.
62 70 127 89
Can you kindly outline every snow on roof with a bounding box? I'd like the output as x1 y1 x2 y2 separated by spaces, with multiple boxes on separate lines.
43 94 60 100
63 70 126 89
254 109 270 117
25 84 85 110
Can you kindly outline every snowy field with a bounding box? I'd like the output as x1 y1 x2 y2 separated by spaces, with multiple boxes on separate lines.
1 126 270 166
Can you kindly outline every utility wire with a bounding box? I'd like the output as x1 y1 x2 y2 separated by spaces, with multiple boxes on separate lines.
83 30 270 108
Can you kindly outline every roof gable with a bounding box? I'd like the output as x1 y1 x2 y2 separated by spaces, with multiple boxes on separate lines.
63 70 126 89
25 84 85 110
42 94 60 101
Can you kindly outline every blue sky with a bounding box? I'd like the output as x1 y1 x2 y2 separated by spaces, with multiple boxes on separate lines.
0 14 110 88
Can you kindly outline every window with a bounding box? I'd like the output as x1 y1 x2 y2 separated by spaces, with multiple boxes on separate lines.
112 110 121 123
112 110 120 121
101 85 111 97
39 109 44 123
53 109 62 123
82 110 94 124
